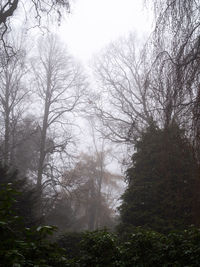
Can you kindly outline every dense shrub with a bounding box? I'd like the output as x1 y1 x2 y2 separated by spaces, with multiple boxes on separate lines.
119 227 200 266
78 230 120 266
58 227 200 266
0 184 71 266
57 232 84 260
2 181 200 266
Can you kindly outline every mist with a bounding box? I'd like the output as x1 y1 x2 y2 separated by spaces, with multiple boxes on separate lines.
0 0 200 266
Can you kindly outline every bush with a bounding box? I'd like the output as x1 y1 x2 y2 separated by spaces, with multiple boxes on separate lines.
0 184 71 266
3 180 200 266
118 228 165 266
57 232 84 260
78 230 120 267
117 227 200 266
58 227 200 266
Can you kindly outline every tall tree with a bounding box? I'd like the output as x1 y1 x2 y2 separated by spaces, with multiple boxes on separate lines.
92 35 152 144
119 123 200 232
149 0 200 159
31 34 87 213
92 34 191 147
0 42 28 165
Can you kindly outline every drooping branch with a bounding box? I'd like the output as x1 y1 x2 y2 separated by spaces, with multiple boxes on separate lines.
0 0 19 25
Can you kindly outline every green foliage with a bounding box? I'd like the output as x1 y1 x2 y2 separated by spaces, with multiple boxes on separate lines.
0 184 71 266
45 198 76 233
58 227 200 266
57 232 84 260
118 228 165 266
78 230 120 267
120 124 200 232
1 145 200 267
0 164 38 227
117 227 200 266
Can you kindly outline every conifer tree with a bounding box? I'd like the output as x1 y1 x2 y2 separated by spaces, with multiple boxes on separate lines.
120 123 200 232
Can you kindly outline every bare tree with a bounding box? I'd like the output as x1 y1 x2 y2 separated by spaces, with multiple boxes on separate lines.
0 40 29 165
92 31 198 148
91 35 158 145
149 0 200 157
146 48 195 130
31 34 87 211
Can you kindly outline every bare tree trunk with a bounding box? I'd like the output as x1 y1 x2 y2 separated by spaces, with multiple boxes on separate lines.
193 86 200 163
4 106 10 165
37 93 50 191
36 74 51 216
2 74 11 165
88 180 97 231
95 153 104 229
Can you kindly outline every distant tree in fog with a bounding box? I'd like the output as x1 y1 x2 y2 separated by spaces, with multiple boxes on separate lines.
59 152 122 231
10 116 42 176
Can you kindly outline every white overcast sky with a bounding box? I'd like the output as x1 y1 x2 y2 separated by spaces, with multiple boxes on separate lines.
58 0 152 63
56 0 153 174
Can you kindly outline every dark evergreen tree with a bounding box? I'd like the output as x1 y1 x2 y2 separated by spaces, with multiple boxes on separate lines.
45 196 76 233
119 123 200 232
0 164 39 227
